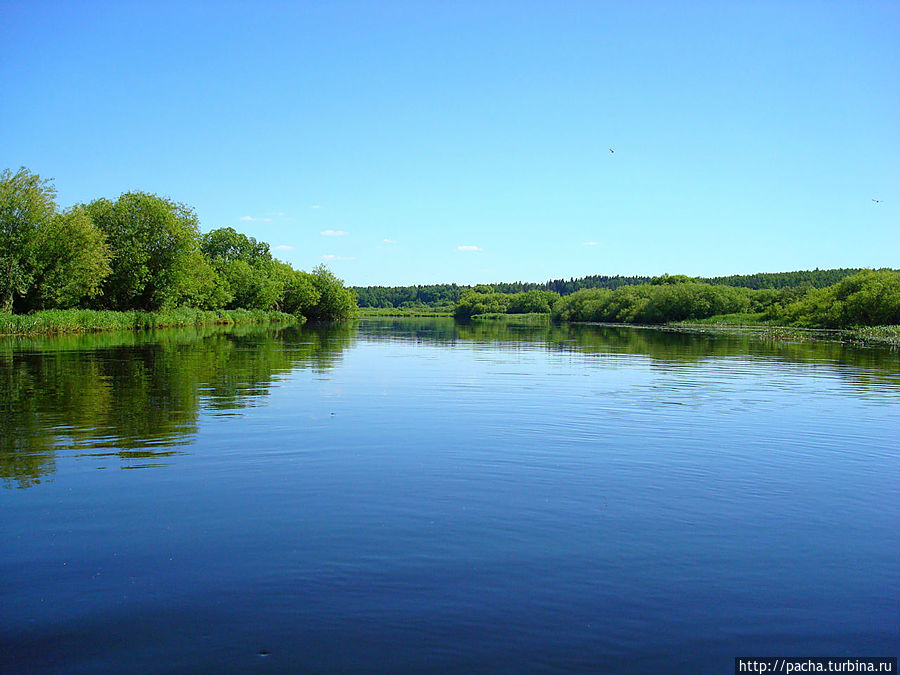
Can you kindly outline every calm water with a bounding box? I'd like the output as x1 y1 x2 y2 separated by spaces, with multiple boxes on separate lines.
1 319 898 673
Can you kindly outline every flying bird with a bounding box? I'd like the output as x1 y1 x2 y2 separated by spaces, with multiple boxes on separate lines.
871 198 882 203
609 148 615 154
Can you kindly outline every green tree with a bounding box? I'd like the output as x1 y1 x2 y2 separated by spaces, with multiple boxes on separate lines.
0 168 58 312
86 192 205 310
217 258 283 310
306 265 356 320
201 226 283 310
30 206 112 309
201 226 271 265
454 290 511 318
507 290 560 313
273 262 320 316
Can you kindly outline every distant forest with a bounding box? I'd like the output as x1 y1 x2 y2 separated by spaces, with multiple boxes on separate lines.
352 268 866 309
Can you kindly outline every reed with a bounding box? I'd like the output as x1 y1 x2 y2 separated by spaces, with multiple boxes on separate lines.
0 309 299 336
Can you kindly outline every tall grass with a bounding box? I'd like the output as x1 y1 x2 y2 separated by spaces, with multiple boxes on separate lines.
0 309 299 336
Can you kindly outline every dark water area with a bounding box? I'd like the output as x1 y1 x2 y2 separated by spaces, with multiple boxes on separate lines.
2 319 898 673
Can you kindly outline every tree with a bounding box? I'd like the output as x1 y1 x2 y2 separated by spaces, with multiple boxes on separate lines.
30 206 112 309
200 226 284 310
86 192 205 310
201 227 271 265
305 265 356 320
507 290 560 313
0 168 57 312
273 262 320 316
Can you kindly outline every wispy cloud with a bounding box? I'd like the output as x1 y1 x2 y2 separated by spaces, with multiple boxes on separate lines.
456 245 482 252
581 241 601 246
382 238 396 244
321 254 355 261
274 245 294 251
321 229 348 236
311 205 322 209
240 216 256 221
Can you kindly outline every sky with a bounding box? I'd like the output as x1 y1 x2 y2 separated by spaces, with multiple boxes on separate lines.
1 1 897 286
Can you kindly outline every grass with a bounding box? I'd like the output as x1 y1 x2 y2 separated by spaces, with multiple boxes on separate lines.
0 308 300 336
671 312 770 326
470 312 551 324
843 325 900 346
356 307 453 317
672 314 900 347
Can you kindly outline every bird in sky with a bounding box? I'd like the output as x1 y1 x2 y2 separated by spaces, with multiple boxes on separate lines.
872 198 882 203
609 148 615 154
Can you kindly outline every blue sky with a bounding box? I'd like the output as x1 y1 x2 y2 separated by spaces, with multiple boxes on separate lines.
2 1 897 286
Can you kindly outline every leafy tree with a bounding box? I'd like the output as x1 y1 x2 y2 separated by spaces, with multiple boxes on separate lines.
184 255 232 309
201 226 283 310
86 192 206 310
507 290 560 314
217 258 283 310
273 262 320 316
305 265 356 320
454 290 511 318
778 270 900 327
0 168 57 312
30 206 112 309
201 226 271 265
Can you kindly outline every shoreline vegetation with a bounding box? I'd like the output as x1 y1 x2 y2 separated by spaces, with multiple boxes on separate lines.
5 168 897 343
1 167 356 326
0 308 298 336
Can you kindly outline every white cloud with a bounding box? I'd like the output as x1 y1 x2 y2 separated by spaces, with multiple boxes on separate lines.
581 241 601 246
321 254 354 261
456 245 482 252
321 230 348 236
262 217 273 222
274 245 294 251
382 238 396 244
240 216 256 221
311 205 322 209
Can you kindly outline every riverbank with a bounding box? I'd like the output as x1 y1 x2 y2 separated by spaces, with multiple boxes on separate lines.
672 317 900 347
0 308 300 336
468 311 900 347
356 307 453 317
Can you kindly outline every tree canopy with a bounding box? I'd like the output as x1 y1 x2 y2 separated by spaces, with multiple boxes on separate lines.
0 168 58 312
1 168 356 321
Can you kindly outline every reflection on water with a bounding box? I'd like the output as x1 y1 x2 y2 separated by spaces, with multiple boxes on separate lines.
0 323 353 488
2 318 897 489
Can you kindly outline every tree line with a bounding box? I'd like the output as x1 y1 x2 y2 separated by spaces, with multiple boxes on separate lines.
353 269 867 309
453 270 900 328
0 168 355 320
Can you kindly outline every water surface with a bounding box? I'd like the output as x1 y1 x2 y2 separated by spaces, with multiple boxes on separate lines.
2 319 898 673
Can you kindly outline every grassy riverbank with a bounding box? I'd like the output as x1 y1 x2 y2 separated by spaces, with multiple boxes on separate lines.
0 308 299 336
673 315 900 347
356 307 453 317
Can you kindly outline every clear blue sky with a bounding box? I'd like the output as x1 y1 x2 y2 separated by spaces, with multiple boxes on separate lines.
2 1 897 286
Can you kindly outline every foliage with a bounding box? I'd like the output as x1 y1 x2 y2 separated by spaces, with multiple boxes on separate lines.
507 290 560 314
0 308 298 336
305 265 357 321
355 270 869 311
550 282 751 324
85 192 206 310
454 290 511 318
775 270 900 327
0 168 58 312
273 262 320 316
29 206 112 309
201 226 271 264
